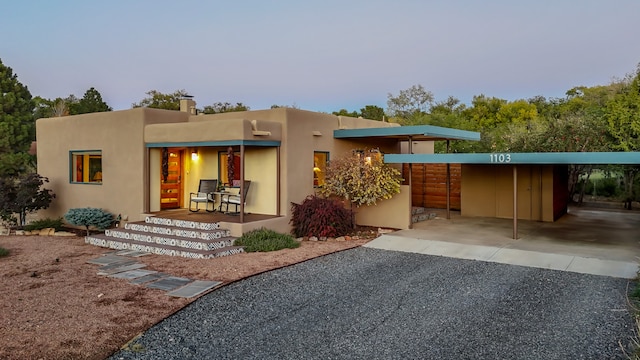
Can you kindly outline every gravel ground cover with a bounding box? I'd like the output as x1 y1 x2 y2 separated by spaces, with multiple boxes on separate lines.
111 247 636 359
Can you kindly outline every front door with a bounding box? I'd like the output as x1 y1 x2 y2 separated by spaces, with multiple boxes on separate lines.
160 148 183 209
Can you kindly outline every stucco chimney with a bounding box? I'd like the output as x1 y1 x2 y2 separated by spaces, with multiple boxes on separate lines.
179 98 196 114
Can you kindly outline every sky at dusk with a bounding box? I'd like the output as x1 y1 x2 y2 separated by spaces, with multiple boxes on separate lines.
2 0 639 113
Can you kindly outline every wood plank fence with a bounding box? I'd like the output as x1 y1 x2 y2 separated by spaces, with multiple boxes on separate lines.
403 163 461 210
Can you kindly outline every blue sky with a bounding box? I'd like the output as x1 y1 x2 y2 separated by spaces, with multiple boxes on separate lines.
2 1 639 112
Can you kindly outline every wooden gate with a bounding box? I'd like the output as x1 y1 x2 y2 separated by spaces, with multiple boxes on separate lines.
404 163 461 210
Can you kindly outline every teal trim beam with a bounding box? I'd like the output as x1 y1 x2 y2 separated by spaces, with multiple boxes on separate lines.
334 125 480 141
384 152 640 164
146 140 281 148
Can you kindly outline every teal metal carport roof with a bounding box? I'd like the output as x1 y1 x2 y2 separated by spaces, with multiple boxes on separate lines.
334 125 481 142
384 151 640 239
384 151 640 164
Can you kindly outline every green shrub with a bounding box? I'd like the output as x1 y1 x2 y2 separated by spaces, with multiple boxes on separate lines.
23 217 64 231
583 177 621 198
290 195 354 238
317 149 402 207
0 246 9 257
0 173 55 226
235 228 300 252
64 208 114 236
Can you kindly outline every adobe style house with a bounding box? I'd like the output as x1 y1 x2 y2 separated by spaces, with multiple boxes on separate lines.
36 102 427 236
38 100 639 250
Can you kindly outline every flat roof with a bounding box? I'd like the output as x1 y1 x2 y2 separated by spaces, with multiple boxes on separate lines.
146 140 281 148
384 152 640 165
334 125 481 142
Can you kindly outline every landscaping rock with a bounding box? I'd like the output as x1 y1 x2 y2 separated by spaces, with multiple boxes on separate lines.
39 228 54 236
53 231 77 237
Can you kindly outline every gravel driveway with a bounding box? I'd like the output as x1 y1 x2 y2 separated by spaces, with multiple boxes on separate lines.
110 247 635 359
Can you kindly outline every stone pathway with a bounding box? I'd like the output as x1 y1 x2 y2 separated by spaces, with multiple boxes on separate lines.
87 250 222 298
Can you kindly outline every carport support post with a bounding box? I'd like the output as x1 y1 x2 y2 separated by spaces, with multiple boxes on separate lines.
446 140 451 220
240 144 245 223
408 136 413 229
513 165 518 239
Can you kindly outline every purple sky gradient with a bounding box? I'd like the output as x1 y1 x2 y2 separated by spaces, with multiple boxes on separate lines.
2 0 639 113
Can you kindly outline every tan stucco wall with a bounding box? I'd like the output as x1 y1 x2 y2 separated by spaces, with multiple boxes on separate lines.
37 107 410 231
36 108 187 222
278 109 404 229
355 185 411 229
145 118 281 144
461 164 555 222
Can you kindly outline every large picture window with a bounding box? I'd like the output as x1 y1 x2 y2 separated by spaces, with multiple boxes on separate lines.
70 151 102 183
314 151 329 187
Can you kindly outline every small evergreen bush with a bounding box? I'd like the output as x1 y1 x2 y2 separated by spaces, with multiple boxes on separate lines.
234 228 300 252
64 208 114 236
23 217 64 232
0 246 9 257
290 195 354 238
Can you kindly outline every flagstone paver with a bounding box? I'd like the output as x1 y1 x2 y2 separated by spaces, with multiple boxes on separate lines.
109 269 158 280
86 255 130 266
114 250 151 257
97 263 147 276
145 277 192 291
88 253 224 298
167 280 222 298
129 272 170 285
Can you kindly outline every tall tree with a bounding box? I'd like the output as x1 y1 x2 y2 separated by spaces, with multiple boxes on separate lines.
605 65 640 208
132 89 190 110
0 58 35 177
70 87 112 114
332 109 359 117
360 105 385 121
386 84 434 123
606 68 640 152
201 102 249 114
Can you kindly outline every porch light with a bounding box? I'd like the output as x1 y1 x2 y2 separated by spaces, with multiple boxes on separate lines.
191 148 199 161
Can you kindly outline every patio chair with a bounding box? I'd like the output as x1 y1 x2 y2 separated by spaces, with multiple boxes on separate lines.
220 180 251 214
189 179 218 212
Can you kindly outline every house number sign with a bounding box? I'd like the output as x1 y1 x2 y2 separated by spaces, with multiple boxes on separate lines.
489 153 512 163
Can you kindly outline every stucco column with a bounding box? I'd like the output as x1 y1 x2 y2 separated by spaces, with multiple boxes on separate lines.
446 140 451 220
513 165 518 239
408 136 413 229
240 144 246 223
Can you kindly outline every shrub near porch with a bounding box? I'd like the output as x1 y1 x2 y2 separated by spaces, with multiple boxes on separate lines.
291 195 354 238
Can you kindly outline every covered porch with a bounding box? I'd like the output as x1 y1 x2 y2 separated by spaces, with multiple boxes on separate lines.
143 118 283 232
147 208 284 238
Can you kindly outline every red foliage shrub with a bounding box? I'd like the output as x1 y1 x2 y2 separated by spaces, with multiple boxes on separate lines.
290 195 354 238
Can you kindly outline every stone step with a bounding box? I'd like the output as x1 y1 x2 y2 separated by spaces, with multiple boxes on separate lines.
105 228 237 251
86 234 245 259
144 216 220 230
123 222 231 240
412 207 426 215
411 212 437 224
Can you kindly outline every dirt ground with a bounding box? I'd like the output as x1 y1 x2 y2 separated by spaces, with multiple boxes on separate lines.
0 234 372 360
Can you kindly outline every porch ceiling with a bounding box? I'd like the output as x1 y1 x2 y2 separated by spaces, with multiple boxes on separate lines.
145 118 281 147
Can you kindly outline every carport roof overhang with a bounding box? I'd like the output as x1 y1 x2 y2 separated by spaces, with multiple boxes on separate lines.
334 125 481 141
384 151 640 165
